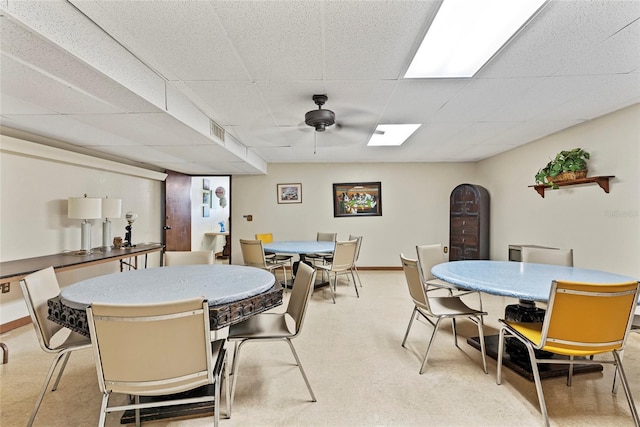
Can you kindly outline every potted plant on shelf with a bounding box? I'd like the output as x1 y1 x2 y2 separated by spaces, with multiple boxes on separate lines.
534 148 590 188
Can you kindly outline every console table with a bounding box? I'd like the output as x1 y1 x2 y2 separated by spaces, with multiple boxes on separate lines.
0 243 164 285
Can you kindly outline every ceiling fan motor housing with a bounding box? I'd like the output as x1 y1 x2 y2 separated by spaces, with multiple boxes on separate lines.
305 94 335 131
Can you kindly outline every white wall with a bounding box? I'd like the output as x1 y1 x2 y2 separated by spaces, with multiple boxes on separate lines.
231 162 478 266
477 104 640 277
0 135 165 324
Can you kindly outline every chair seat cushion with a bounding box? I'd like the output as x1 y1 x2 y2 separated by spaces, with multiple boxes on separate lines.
228 313 292 339
426 296 484 316
504 320 615 356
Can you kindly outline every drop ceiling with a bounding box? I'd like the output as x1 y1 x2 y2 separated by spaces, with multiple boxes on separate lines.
1 0 639 175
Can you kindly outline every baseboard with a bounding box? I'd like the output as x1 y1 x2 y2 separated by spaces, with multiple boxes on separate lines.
0 316 31 334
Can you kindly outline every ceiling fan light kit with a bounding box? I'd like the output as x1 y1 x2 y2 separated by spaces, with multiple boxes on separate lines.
305 94 335 132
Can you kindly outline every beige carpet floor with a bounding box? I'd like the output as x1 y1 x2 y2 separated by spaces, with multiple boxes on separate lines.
1 269 638 426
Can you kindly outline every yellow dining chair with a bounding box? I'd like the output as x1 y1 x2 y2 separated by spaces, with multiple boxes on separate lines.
497 280 640 427
87 298 229 427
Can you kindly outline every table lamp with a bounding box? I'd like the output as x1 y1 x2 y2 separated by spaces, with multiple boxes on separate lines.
124 211 138 247
101 197 122 251
68 195 102 255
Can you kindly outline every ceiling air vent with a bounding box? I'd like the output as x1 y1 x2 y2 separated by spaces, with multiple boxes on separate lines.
210 120 225 142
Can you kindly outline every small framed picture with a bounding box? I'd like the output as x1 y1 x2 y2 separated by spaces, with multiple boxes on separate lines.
203 206 210 217
203 178 210 191
333 182 382 217
277 183 302 204
203 191 211 205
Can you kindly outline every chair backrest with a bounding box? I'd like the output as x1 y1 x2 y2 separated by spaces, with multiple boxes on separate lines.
255 233 274 244
286 262 317 336
87 297 213 395
20 266 64 351
239 239 267 268
348 234 363 261
521 247 573 267
400 254 430 312
316 232 337 242
416 244 447 281
330 240 358 272
164 250 214 266
540 280 640 354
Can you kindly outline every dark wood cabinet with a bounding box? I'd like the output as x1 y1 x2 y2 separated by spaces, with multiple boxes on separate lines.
449 184 490 261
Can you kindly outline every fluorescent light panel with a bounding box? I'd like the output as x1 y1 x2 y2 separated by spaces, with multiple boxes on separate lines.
367 124 421 146
405 0 546 78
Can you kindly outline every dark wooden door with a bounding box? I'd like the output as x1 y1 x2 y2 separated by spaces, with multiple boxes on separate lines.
164 170 192 251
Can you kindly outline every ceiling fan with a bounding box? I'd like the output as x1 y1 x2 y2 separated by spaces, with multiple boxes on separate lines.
304 94 335 132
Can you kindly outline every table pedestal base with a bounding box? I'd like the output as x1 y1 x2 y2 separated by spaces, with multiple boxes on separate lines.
467 335 602 381
120 385 219 424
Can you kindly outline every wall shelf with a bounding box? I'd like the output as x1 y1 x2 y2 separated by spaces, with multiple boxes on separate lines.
529 175 614 198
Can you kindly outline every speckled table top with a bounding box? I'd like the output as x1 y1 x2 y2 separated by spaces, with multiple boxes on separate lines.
431 260 638 303
60 264 275 309
263 240 334 254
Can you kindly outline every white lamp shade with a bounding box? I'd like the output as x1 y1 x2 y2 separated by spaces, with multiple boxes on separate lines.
68 197 102 219
102 198 122 219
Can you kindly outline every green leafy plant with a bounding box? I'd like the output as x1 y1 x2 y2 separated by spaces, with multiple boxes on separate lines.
534 148 590 186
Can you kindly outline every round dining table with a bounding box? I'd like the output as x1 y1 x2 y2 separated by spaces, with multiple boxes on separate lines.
431 260 639 381
262 240 334 255
431 260 638 303
48 264 282 336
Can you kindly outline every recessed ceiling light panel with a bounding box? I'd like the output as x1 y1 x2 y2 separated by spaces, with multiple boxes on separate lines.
367 124 421 146
405 0 547 78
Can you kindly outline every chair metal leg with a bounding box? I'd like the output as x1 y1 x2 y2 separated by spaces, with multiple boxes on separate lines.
402 308 418 347
51 352 71 391
497 327 506 385
329 274 336 303
229 340 244 415
350 270 359 298
567 355 574 386
476 315 488 374
419 318 442 374
285 338 316 402
135 395 141 427
98 393 109 427
223 351 231 419
214 365 221 427
525 342 550 427
452 318 458 347
27 349 71 427
353 265 362 287
612 350 640 426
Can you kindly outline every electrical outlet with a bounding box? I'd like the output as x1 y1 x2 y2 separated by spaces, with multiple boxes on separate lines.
443 246 448 254
1 283 10 293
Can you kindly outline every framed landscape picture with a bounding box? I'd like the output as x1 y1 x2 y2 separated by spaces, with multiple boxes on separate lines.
277 183 302 204
333 182 382 217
